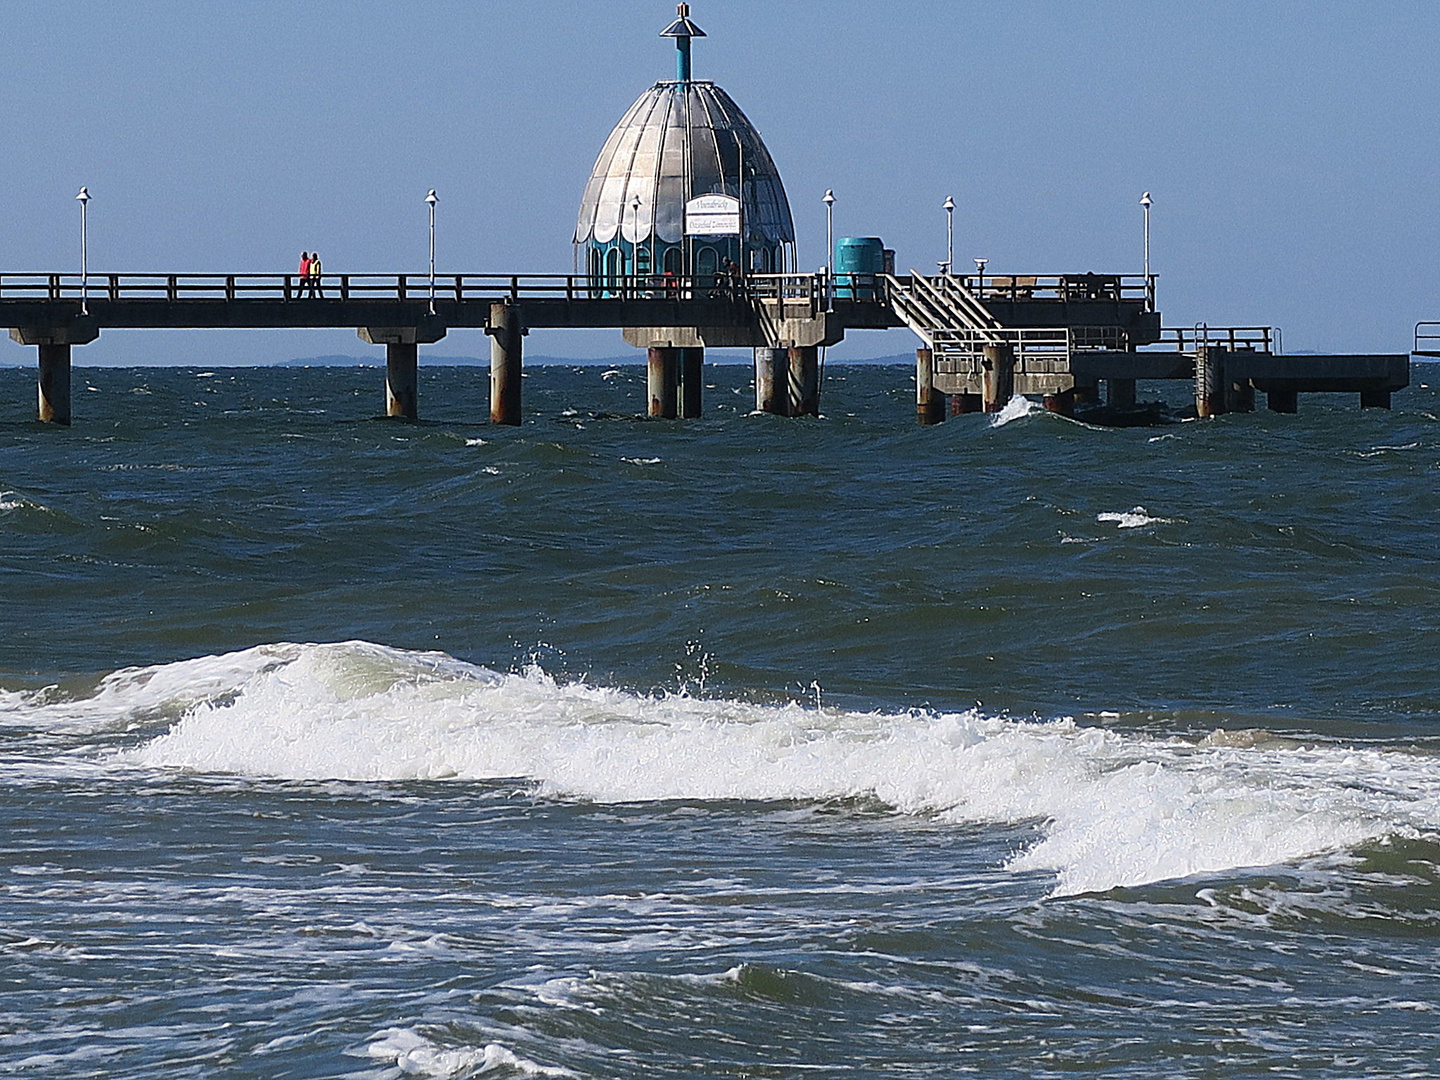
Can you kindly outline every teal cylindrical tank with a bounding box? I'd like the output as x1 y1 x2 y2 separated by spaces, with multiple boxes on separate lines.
833 236 885 299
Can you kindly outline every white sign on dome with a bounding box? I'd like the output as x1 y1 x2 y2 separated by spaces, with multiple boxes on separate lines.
685 194 741 236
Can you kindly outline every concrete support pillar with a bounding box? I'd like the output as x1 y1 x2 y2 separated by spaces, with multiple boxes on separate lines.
679 347 704 419
788 346 820 417
916 348 945 425
1072 378 1100 407
1195 346 1226 418
647 347 678 418
488 302 522 426
1267 387 1298 414
1107 378 1137 409
385 342 418 419
950 393 983 416
1360 388 1392 409
37 343 72 425
754 347 786 415
1043 389 1075 417
981 343 1015 412
1225 378 1255 413
36 344 72 426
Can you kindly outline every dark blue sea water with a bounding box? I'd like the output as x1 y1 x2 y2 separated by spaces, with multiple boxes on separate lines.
3 362 1439 1078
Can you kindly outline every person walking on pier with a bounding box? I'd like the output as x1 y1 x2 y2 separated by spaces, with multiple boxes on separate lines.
296 252 311 299
307 251 324 298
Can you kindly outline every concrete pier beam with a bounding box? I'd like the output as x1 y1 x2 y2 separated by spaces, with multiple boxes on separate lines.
916 347 945 425
1360 387 1392 409
754 347 786 414
982 343 1015 412
647 347 679 418
1043 389 1075 417
950 393 983 416
11 322 98 426
359 322 445 420
487 303 523 425
1225 378 1255 414
788 346 820 417
679 347 704 419
1267 387 1298 414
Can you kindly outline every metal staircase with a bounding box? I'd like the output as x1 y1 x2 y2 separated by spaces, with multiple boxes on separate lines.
883 272 1070 374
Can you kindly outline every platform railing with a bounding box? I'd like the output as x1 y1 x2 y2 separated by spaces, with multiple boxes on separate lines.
932 326 1072 372
1157 326 1274 354
0 271 874 308
1414 322 1440 356
942 273 1155 308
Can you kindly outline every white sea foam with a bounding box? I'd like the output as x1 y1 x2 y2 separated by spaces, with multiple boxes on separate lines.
1097 506 1172 529
12 642 1440 896
988 395 1043 427
366 1028 574 1078
0 491 42 513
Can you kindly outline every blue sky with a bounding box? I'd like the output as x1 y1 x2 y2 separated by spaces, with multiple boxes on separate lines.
3 0 1438 364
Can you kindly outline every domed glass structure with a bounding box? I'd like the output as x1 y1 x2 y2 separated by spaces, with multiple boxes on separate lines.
575 5 796 294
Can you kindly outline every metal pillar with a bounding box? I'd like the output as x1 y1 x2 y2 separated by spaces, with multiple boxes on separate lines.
754 347 786 414
647 347 678 419
37 343 72 425
1195 346 1226 418
788 346 820 416
488 302 522 425
679 347 703 419
981 343 1015 412
385 341 418 419
916 347 944 425
1107 378 1137 409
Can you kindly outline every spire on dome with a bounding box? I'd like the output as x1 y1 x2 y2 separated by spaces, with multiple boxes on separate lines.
659 3 706 83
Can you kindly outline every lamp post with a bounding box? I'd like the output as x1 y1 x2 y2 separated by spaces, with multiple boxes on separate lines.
943 195 955 275
75 186 90 315
1140 191 1152 281
973 256 987 300
822 189 835 307
630 194 642 295
425 189 438 316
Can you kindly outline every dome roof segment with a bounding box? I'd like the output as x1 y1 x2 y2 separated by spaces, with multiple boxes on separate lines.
574 80 795 249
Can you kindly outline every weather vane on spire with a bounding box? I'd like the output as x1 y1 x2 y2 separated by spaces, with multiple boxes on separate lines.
660 2 706 83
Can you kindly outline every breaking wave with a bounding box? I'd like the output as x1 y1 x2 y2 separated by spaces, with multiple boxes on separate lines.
6 641 1439 896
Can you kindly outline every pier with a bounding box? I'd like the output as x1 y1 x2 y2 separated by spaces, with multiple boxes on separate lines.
0 6 1413 428
0 269 1412 426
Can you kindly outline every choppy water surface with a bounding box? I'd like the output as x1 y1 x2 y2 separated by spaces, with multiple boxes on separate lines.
3 362 1439 1078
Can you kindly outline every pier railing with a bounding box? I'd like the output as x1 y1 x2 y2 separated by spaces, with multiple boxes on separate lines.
954 273 1156 308
1157 326 1274 354
0 271 864 309
1414 321 1440 356
933 327 1072 372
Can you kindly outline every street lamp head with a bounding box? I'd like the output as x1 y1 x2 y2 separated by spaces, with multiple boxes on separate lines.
425 189 438 207
974 257 987 271
1140 191 1152 208
822 189 835 206
76 186 90 205
943 196 955 212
